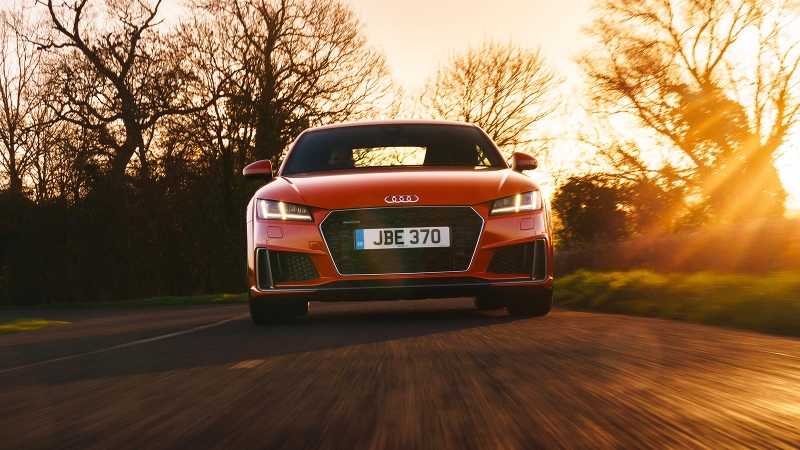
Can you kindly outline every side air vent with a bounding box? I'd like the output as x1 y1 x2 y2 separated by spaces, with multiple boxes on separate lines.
256 248 273 289
532 238 547 281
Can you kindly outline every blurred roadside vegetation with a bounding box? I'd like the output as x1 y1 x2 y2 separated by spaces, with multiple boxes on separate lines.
552 215 800 336
555 217 800 275
555 270 800 337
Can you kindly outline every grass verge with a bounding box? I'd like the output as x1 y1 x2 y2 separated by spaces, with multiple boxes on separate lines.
555 270 800 337
0 318 71 335
2 293 248 310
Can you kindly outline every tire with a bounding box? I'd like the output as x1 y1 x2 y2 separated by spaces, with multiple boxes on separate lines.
249 293 304 325
506 289 553 317
474 295 505 310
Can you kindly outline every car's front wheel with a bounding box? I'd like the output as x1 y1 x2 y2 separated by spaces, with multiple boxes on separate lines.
249 294 308 325
506 289 553 317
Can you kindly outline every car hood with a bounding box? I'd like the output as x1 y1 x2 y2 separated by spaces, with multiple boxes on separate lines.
255 167 540 210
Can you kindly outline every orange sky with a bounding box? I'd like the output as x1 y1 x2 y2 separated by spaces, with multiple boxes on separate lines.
346 0 592 87
346 0 799 211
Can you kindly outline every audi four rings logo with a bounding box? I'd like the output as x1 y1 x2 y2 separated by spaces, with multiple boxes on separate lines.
384 195 419 204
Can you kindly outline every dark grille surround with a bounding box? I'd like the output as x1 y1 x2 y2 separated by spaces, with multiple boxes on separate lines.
320 207 484 275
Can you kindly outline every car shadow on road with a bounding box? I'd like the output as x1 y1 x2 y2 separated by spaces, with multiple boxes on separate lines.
1 299 543 385
299 301 515 325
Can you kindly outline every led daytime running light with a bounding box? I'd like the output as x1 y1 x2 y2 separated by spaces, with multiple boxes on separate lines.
257 200 313 222
490 191 542 216
278 201 287 220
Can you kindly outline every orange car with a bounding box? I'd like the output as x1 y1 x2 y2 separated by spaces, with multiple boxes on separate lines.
243 120 553 324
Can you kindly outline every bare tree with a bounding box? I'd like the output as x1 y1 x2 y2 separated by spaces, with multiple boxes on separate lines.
36 0 219 185
580 0 800 220
0 4 49 196
188 0 394 164
420 40 562 153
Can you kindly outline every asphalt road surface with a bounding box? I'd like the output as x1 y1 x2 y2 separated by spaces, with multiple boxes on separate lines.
1 298 799 449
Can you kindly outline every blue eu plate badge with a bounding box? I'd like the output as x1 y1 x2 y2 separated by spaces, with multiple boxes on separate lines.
355 229 365 249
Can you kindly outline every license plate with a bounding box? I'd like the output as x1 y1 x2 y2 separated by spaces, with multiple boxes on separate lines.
355 227 451 250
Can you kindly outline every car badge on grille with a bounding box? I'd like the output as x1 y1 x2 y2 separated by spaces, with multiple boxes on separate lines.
384 195 419 204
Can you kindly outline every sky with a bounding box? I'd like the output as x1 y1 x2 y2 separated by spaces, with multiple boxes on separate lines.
344 0 800 211
345 0 592 87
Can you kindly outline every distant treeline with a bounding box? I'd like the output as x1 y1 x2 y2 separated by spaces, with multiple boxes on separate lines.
1 177 260 305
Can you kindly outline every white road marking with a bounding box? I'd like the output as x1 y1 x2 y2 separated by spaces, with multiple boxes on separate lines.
0 314 249 374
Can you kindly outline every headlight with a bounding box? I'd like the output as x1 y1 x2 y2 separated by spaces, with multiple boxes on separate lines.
490 191 542 216
257 200 314 222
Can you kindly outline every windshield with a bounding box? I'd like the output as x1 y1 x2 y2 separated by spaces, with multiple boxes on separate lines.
283 124 506 175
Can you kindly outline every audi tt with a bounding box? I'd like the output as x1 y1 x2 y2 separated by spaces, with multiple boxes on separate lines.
243 120 554 324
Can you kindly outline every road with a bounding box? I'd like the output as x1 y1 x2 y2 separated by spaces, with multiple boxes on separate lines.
1 298 799 449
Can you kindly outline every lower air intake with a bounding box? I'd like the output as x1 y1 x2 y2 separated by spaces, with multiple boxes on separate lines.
487 238 548 280
487 243 533 274
269 251 319 283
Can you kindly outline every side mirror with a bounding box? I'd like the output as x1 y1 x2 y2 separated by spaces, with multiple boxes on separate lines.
243 159 273 182
511 152 538 172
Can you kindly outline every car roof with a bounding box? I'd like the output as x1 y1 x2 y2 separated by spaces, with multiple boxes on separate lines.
299 119 479 133
279 119 499 176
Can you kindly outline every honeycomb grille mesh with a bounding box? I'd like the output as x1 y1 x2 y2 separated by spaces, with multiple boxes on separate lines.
487 243 533 274
320 207 483 275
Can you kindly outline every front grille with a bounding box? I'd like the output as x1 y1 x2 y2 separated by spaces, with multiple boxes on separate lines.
320 207 483 275
269 251 319 283
488 243 534 274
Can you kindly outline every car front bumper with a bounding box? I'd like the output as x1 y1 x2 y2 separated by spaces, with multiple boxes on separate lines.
248 204 553 303
249 277 553 304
